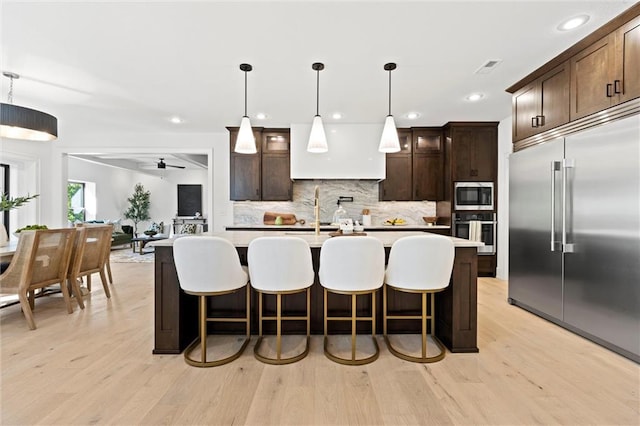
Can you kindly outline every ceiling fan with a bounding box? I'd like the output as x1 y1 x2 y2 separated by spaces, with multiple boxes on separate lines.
157 158 185 169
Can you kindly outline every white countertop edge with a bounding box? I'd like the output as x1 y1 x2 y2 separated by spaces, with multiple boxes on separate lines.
153 230 483 248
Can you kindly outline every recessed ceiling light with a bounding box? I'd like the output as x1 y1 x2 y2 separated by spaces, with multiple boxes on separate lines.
169 116 183 124
465 93 484 102
256 112 267 120
332 112 342 120
557 14 590 31
406 112 420 119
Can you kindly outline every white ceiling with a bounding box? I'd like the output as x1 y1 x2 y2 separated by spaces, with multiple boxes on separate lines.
1 0 635 169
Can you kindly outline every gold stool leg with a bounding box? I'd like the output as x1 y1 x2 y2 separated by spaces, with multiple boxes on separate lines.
183 288 250 368
384 288 447 363
254 288 311 365
323 290 380 366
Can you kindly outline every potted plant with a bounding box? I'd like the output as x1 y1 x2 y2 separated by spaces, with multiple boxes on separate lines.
124 183 151 236
0 193 39 247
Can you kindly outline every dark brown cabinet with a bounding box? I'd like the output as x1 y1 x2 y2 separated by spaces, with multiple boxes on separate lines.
570 15 640 120
229 128 292 201
379 128 443 201
261 130 292 201
448 123 498 182
379 130 412 201
229 127 262 201
513 62 570 141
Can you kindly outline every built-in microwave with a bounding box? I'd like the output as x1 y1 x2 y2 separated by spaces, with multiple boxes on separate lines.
454 182 494 211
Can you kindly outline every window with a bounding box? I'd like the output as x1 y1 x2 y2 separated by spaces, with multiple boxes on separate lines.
1 164 9 232
67 181 86 223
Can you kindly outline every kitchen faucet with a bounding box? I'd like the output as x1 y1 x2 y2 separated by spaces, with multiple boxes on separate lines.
314 185 320 236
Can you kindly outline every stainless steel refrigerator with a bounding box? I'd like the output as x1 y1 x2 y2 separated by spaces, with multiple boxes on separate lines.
509 114 640 362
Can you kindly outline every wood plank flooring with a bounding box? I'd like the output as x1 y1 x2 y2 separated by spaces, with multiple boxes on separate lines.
1 262 638 425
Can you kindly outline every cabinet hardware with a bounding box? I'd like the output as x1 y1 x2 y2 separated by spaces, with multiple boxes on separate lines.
531 116 539 128
614 79 621 94
606 83 613 97
537 115 545 127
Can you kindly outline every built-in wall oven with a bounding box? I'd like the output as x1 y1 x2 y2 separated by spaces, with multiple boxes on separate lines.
454 182 494 210
453 212 496 254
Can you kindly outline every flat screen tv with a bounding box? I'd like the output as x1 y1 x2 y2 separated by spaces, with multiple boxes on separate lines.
177 184 202 217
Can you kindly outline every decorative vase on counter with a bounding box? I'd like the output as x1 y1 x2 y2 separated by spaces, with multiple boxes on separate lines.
0 223 9 247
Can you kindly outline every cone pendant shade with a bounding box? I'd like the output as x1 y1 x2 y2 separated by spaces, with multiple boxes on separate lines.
307 115 328 153
235 116 256 154
379 115 400 153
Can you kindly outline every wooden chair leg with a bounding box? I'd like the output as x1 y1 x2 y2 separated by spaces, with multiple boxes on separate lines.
105 259 113 284
69 277 85 309
86 275 92 291
60 280 74 314
28 290 35 310
18 293 37 330
100 269 111 298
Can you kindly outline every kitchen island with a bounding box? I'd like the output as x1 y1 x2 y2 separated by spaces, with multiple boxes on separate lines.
153 231 481 355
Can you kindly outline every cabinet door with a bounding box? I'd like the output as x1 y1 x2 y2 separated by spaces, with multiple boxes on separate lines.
614 16 640 104
413 129 442 153
413 153 443 201
379 155 412 201
229 127 262 201
473 126 498 182
262 154 292 201
512 82 539 141
452 128 474 181
230 154 260 200
538 62 570 132
570 35 616 120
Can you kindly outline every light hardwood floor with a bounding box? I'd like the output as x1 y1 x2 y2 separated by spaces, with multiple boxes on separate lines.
1 262 638 425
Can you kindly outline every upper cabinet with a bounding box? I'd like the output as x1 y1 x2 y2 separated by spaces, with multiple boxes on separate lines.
379 129 413 201
379 128 444 201
513 62 570 141
229 127 292 201
571 16 640 120
448 123 498 182
412 128 444 200
507 6 640 146
261 130 292 201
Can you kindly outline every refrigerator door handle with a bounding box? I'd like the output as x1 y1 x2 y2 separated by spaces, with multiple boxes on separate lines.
551 161 562 251
563 158 575 253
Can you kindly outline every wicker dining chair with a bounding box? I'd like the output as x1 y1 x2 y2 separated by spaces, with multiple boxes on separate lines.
0 228 76 330
68 225 113 309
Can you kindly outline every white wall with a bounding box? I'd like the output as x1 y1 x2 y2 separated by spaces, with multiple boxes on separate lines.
496 116 513 280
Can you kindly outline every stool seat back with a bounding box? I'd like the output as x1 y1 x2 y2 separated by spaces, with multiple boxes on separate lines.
174 236 248 294
385 235 454 291
248 236 314 293
319 236 384 292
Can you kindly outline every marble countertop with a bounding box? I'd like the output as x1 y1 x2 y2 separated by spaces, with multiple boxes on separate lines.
153 230 482 249
225 224 450 231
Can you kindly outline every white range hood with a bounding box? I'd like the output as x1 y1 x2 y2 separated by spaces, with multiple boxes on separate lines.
290 123 386 179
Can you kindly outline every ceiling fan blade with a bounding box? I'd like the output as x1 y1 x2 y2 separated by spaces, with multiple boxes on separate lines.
167 164 186 169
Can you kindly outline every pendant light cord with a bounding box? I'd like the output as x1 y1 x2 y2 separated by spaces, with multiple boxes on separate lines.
388 69 392 116
316 69 320 116
8 76 13 104
244 70 248 117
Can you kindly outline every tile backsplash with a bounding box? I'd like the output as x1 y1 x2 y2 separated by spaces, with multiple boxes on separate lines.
233 180 436 225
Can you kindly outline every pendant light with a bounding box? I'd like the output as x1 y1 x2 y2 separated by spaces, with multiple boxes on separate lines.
235 63 256 154
1 72 58 141
307 62 328 153
378 63 400 153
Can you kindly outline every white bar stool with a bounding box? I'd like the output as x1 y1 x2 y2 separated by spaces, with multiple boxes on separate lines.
248 237 314 365
319 236 385 365
173 236 251 367
384 234 454 363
